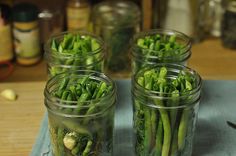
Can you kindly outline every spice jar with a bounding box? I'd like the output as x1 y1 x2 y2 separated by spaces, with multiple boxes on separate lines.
44 70 116 156
131 29 191 74
12 3 41 65
44 31 105 77
221 0 236 49
92 1 141 78
66 0 91 31
132 63 202 156
0 3 14 62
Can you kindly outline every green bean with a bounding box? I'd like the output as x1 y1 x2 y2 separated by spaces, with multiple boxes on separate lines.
62 120 92 137
153 118 163 156
57 128 65 155
169 90 179 130
170 128 178 156
82 140 93 156
178 109 190 151
59 77 69 91
143 108 152 155
154 99 171 156
51 39 58 51
71 142 82 156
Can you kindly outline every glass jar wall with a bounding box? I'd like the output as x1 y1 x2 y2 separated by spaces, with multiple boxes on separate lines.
131 29 191 74
44 31 105 77
132 63 202 156
92 1 141 78
44 70 116 156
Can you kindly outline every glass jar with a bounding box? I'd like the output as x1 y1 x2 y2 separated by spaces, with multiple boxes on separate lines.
132 63 202 156
92 1 141 78
44 31 105 77
0 3 14 62
12 2 41 65
44 70 116 156
221 0 236 49
66 0 91 31
131 29 191 74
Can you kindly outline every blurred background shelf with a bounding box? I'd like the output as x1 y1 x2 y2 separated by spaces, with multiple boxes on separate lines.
1 0 236 82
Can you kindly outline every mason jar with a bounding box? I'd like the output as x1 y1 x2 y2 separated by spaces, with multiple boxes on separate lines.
44 31 105 77
92 0 141 78
131 29 191 74
44 70 116 156
132 64 202 156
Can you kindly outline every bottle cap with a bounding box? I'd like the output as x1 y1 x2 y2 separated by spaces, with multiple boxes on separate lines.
12 2 38 22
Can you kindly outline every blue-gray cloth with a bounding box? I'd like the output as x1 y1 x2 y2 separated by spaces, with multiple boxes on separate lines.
30 80 236 156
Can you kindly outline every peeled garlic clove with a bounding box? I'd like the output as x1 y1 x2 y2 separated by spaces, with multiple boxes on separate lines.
63 133 77 150
0 89 17 101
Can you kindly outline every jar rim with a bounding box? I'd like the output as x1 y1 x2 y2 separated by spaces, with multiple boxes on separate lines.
44 70 116 117
44 30 106 59
131 29 192 60
132 63 202 109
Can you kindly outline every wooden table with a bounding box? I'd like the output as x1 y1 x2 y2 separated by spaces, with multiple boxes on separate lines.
0 38 236 156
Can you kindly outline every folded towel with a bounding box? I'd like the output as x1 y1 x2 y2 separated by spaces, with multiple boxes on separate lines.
31 80 236 156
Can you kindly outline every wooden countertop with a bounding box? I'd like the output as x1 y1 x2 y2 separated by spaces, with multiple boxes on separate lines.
0 38 236 156
0 82 45 156
189 39 236 80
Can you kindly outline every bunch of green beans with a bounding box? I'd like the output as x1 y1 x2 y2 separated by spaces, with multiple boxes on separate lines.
48 76 114 156
136 34 184 58
132 32 190 73
133 66 199 156
48 33 103 76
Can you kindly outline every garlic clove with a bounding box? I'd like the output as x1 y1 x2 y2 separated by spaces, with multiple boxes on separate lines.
0 89 17 101
63 134 77 150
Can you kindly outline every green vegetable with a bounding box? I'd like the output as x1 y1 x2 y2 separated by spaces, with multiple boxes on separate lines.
133 66 199 156
48 33 104 76
133 33 189 73
49 76 114 156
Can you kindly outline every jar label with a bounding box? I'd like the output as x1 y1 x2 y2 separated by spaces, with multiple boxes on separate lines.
66 7 90 30
13 26 40 59
0 25 13 62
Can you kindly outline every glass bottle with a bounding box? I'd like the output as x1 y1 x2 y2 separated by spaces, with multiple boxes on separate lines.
0 3 14 62
221 0 236 49
66 0 91 31
12 2 41 65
